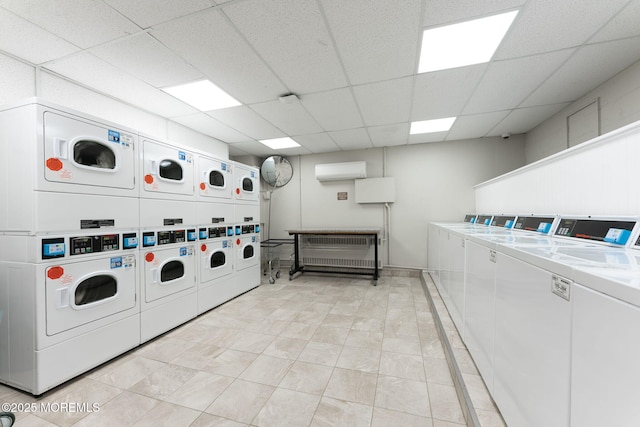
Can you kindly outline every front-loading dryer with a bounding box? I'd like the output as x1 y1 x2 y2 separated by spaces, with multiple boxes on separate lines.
140 137 195 201
233 162 260 204
234 204 261 294
197 223 236 314
197 154 234 202
0 229 140 395
0 98 139 233
140 227 197 342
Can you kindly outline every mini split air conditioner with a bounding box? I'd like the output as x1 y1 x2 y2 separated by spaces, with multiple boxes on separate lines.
315 161 367 181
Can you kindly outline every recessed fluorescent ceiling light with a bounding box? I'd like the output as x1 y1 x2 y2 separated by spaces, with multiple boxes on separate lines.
410 117 456 134
162 79 241 111
419 10 518 73
259 137 301 149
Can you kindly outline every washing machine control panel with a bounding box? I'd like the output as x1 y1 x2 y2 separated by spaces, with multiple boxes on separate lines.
513 216 555 233
42 232 138 259
492 215 516 228
157 230 186 245
555 218 636 246
206 226 229 238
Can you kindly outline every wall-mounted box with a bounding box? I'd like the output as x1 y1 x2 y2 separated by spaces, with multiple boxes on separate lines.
355 177 395 203
315 161 367 181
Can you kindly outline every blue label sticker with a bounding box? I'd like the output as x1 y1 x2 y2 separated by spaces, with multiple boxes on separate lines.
108 130 120 143
180 247 187 256
110 256 123 269
43 242 65 257
187 230 197 241
252 236 257 243
123 236 138 249
223 241 229 248
470 217 476 224
484 218 491 226
178 151 186 161
505 220 514 229
537 222 552 234
255 225 261 233
604 228 631 245
143 234 156 246
199 229 208 239
221 163 227 171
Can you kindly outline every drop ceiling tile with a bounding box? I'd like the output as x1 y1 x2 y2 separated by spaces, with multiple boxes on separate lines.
0 54 36 101
353 77 413 126
43 52 197 117
320 0 422 84
170 112 251 143
0 8 79 64
228 141 275 157
463 49 574 115
488 103 570 136
103 0 215 29
207 105 285 140
276 145 313 156
223 0 347 93
368 123 409 147
250 100 323 136
328 128 372 150
412 64 486 120
294 132 341 153
495 0 630 59
423 0 526 27
522 37 640 107
151 8 287 104
302 88 363 131
0 0 142 49
90 33 202 88
590 0 640 42
446 111 510 140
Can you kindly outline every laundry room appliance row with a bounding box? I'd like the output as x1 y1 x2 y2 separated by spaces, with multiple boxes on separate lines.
0 98 260 234
428 215 640 427
0 98 261 395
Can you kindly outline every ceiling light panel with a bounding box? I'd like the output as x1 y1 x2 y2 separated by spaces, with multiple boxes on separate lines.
162 80 241 111
410 117 456 134
259 137 301 149
419 10 518 73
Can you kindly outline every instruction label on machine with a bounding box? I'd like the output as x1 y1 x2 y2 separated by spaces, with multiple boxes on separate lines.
552 275 571 301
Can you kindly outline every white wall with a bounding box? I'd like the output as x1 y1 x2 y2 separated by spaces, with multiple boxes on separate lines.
265 136 526 269
0 53 228 158
475 119 640 216
525 59 640 163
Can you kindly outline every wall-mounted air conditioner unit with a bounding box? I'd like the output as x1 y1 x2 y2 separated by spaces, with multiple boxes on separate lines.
315 161 367 181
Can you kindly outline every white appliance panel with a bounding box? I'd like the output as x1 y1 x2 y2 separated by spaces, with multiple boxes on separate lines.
571 284 640 427
197 201 235 228
43 111 136 191
139 198 198 228
45 254 137 335
141 138 195 199
463 239 497 392
142 245 196 303
233 162 259 203
200 238 234 284
493 253 571 427
197 155 233 201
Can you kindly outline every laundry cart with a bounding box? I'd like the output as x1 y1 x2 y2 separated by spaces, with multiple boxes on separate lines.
261 239 294 283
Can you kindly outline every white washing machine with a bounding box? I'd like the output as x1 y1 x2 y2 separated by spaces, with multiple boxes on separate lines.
569 242 640 427
197 154 234 202
234 204 261 294
0 98 139 233
140 226 197 343
140 136 195 201
487 217 638 427
0 229 139 395
233 162 260 204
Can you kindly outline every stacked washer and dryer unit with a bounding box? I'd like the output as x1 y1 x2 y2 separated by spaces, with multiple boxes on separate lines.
0 99 141 395
0 99 261 394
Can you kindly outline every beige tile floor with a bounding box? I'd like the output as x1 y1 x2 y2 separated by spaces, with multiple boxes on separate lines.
1 274 466 427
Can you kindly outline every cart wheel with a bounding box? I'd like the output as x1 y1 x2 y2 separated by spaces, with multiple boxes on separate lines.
275 271 281 279
269 277 275 284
